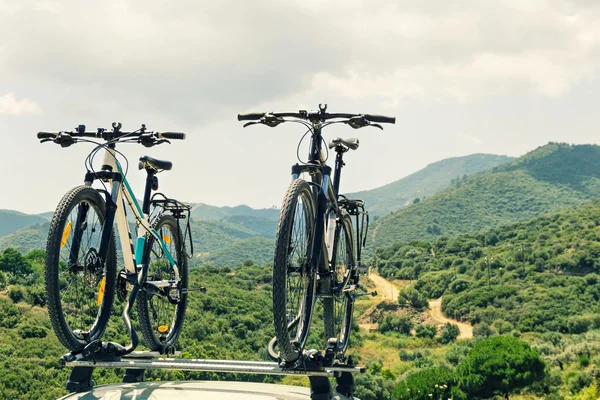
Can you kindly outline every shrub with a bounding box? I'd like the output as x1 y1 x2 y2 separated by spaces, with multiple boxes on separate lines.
439 323 460 344
392 367 454 400
415 324 437 339
379 314 413 335
473 322 497 338
398 287 428 309
7 285 26 303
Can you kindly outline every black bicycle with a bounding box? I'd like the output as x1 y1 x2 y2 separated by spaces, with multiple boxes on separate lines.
238 104 394 363
38 123 193 356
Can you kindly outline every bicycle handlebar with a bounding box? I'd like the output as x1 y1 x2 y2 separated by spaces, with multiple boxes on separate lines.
237 111 395 124
158 132 186 140
37 126 186 144
364 114 396 124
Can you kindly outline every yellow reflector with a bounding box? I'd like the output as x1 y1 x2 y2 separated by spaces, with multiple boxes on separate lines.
158 325 169 333
97 277 106 306
162 235 171 245
61 221 73 248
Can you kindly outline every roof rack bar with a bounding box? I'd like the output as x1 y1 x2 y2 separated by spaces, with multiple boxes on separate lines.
65 359 337 377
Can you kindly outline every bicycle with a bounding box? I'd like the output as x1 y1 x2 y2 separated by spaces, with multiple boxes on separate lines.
37 123 194 357
238 104 395 363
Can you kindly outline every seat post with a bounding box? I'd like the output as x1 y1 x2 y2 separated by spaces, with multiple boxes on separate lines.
142 168 156 215
332 149 345 197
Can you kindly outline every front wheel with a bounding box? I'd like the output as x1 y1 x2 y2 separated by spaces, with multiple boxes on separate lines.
324 213 355 358
45 186 117 352
137 215 188 353
273 179 317 362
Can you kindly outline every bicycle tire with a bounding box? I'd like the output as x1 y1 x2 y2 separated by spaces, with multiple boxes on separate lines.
45 185 117 352
137 214 188 353
273 179 317 362
323 213 355 358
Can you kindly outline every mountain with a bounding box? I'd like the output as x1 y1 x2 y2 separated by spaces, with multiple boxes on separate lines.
0 210 47 237
370 143 600 250
0 222 49 254
346 154 513 216
190 203 279 221
374 197 600 334
0 215 275 268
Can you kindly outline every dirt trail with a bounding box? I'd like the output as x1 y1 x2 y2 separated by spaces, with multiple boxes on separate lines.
428 298 473 339
358 273 401 331
368 273 399 302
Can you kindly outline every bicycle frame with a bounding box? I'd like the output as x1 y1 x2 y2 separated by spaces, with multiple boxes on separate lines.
81 144 181 283
290 124 351 296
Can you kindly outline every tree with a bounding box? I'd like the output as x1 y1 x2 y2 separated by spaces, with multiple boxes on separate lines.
454 336 546 399
413 198 421 204
415 324 437 339
0 248 33 278
379 314 413 335
439 323 460 344
398 287 428 309
473 322 496 338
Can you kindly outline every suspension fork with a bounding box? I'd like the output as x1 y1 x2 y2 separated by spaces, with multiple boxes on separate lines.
68 203 89 266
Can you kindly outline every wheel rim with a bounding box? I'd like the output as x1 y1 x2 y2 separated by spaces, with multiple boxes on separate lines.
287 192 313 344
57 200 106 339
333 221 352 346
146 224 180 344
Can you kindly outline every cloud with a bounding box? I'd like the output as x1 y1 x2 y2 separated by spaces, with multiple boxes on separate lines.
458 133 483 144
1 0 599 124
0 93 42 115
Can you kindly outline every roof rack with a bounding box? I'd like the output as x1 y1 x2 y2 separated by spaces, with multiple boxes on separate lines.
63 342 364 400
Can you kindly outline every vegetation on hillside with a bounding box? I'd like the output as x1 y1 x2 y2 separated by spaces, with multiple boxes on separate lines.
347 153 512 217
0 210 46 238
371 143 600 249
375 198 600 335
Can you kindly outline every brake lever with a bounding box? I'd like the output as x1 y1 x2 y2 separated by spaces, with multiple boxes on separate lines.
40 138 53 144
347 116 367 129
55 133 76 148
243 121 261 128
262 114 285 128
368 123 383 130
156 139 170 145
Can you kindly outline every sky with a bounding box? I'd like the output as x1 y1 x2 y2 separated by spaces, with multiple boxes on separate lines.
1 0 599 214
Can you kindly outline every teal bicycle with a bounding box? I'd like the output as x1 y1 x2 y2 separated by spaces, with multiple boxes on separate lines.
38 123 193 356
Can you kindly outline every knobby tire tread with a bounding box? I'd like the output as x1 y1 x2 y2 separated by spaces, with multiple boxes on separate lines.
45 186 116 352
273 179 316 362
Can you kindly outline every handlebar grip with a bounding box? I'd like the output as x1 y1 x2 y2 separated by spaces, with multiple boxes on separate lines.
37 132 57 139
158 132 186 140
237 113 265 121
365 114 396 124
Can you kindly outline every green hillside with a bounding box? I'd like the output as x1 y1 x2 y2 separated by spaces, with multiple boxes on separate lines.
191 203 279 221
371 143 600 250
375 198 600 334
0 222 49 254
202 236 275 267
346 154 513 216
0 217 273 268
0 210 46 237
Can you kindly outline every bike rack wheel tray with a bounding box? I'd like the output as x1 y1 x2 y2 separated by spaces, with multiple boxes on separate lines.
63 343 365 400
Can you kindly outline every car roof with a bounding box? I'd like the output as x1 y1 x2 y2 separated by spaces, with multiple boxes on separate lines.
59 380 356 400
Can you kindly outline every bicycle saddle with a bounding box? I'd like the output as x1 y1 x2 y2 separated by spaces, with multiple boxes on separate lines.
328 137 359 151
139 155 172 171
